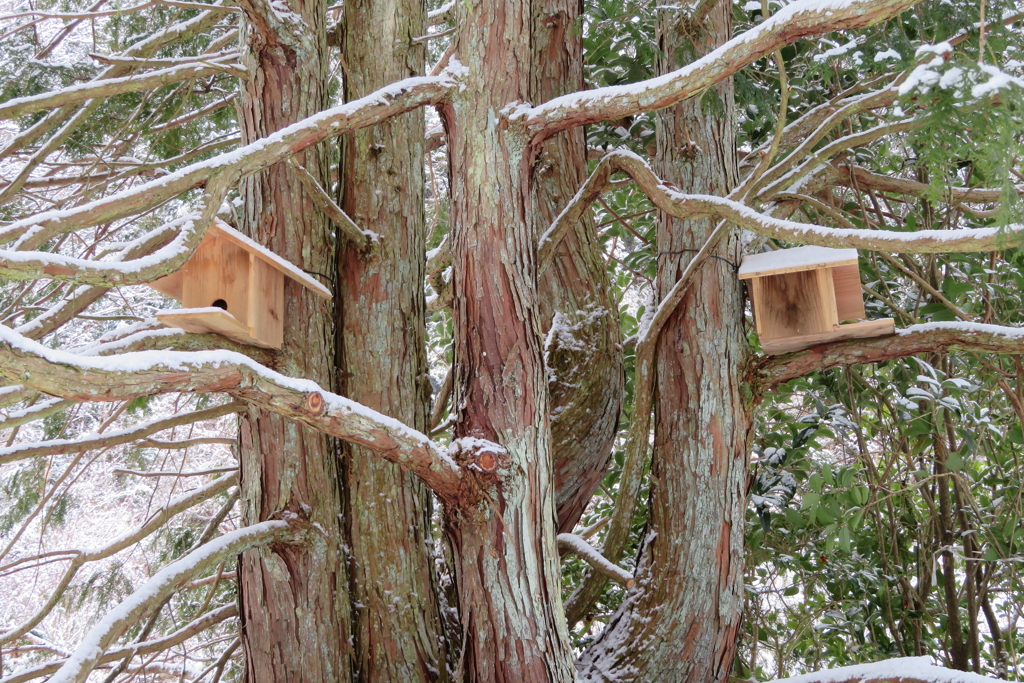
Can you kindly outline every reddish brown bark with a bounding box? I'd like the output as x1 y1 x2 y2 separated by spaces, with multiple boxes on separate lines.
576 4 753 680
529 0 624 535
234 0 351 680
438 1 575 679
337 0 448 680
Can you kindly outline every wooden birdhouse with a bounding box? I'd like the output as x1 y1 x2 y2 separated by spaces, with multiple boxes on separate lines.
739 245 894 355
149 219 332 349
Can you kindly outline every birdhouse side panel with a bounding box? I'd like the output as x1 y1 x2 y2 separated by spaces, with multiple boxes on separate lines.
754 269 838 341
150 270 184 302
247 255 284 349
181 236 251 322
831 264 867 322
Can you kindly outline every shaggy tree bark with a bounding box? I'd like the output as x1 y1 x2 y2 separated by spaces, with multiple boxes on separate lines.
577 3 752 680
438 1 574 679
234 0 352 680
337 0 448 679
529 0 624 535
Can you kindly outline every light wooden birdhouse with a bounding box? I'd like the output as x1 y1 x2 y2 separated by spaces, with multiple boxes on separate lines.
739 245 894 355
149 219 332 349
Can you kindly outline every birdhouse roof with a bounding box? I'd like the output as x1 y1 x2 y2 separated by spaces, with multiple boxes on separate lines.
738 245 858 280
208 219 332 300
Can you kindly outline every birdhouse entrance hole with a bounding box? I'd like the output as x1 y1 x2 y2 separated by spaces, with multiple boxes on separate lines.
739 246 894 355
149 219 332 349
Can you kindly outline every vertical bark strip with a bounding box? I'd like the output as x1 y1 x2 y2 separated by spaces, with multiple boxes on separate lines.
338 1 447 680
440 1 575 679
235 2 351 681
577 3 753 681
530 0 624 535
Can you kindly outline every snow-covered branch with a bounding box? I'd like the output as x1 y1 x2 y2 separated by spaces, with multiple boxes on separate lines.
557 533 634 588
1 604 237 683
44 521 301 683
0 325 465 499
542 151 1024 258
0 61 241 122
767 656 1011 683
0 400 242 466
755 322 1024 388
0 186 225 287
519 0 919 139
0 474 237 645
0 74 458 247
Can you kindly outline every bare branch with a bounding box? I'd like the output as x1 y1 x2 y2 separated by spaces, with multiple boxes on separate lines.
113 465 236 476
287 158 375 250
832 164 1023 204
755 323 1024 388
519 0 919 139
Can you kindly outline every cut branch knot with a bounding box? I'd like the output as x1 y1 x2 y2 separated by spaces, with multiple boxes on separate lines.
304 391 326 415
449 436 508 474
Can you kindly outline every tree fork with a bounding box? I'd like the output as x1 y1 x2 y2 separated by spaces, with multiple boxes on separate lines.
577 3 752 680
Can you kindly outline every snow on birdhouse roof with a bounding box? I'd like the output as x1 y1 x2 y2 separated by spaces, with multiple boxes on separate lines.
738 245 858 280
209 219 332 299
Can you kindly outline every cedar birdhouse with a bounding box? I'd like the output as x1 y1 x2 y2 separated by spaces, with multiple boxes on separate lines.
149 219 332 349
739 245 894 355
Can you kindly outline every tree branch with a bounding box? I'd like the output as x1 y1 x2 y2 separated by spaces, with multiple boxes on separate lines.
44 521 301 683
0 604 238 683
0 475 237 645
557 533 634 588
0 62 243 122
755 322 1024 389
287 158 375 251
541 151 1024 258
519 0 919 140
0 187 226 287
0 74 458 247
0 401 242 466
0 325 464 500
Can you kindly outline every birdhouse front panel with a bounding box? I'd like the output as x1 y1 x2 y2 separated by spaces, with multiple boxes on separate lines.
750 268 837 341
180 233 251 321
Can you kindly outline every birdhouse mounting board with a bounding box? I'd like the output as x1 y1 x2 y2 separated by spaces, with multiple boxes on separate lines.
740 245 893 355
150 219 330 349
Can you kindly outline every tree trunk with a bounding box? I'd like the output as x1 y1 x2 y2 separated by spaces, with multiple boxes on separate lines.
235 2 351 681
576 3 753 681
338 1 448 680
439 1 575 679
529 0 624 535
